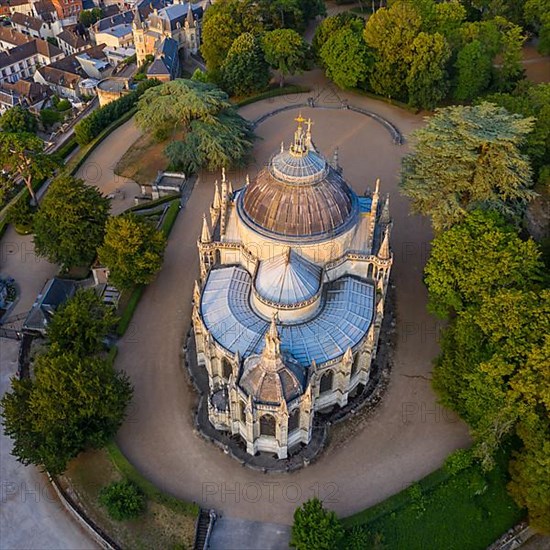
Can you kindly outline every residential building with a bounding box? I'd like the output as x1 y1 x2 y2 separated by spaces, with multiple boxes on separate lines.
10 12 50 40
50 0 82 20
75 43 112 79
146 36 178 81
0 26 32 51
0 38 63 85
0 0 33 17
103 44 134 66
32 0 57 23
0 78 50 113
57 27 87 55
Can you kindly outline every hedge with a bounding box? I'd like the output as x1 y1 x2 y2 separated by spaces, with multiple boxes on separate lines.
74 79 160 146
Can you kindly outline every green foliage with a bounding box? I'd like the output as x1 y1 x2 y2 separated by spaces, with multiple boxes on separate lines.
262 29 309 87
99 480 146 521
484 83 550 177
320 24 372 90
6 197 35 234
406 32 451 109
56 99 72 112
79 7 103 27
0 132 59 203
98 214 166 290
40 108 63 128
0 352 133 475
75 79 160 145
424 210 542 316
136 79 254 173
364 1 423 100
401 103 535 231
343 447 524 548
221 32 269 96
444 448 474 475
312 12 361 61
0 106 37 133
33 175 110 269
290 498 344 550
47 289 117 356
454 40 492 102
524 0 550 54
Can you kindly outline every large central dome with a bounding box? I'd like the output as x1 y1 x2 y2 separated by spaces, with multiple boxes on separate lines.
238 116 358 242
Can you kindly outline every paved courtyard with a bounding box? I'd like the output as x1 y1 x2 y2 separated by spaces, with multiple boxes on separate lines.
103 72 470 524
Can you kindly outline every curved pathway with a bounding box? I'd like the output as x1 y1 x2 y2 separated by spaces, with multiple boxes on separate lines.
77 71 470 526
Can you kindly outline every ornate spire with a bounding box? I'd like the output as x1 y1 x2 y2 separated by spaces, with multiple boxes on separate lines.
186 1 194 26
331 147 340 172
213 181 221 210
380 193 390 224
200 214 211 243
263 314 282 363
221 166 226 183
378 224 391 260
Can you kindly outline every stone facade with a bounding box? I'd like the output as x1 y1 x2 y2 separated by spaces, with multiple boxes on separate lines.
192 116 393 459
132 1 201 67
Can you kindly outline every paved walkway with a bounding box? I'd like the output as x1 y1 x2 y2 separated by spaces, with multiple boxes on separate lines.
0 340 96 550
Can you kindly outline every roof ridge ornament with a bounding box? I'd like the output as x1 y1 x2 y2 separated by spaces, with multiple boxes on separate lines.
289 113 310 157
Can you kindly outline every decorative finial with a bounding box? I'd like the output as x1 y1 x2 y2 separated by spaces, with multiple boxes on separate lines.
246 174 250 186
374 178 380 196
284 246 291 265
213 180 221 210
378 224 391 260
281 141 284 153
290 113 309 157
380 193 390 224
221 166 226 182
263 313 282 362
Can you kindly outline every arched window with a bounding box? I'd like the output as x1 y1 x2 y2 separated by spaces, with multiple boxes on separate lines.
288 408 300 432
320 371 333 394
367 264 374 279
240 401 246 423
222 358 232 380
260 414 276 437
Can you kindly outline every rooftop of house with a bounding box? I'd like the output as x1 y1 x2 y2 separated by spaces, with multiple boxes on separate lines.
57 28 88 49
11 11 45 31
97 23 133 38
0 38 63 69
0 26 33 47
23 278 77 333
1 78 50 101
37 64 82 88
93 10 133 33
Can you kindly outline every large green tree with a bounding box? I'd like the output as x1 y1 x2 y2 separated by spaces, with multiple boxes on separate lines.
453 40 492 102
33 175 110 269
98 214 166 290
364 1 423 99
135 79 254 173
424 210 542 316
290 498 344 550
401 103 535 231
262 28 309 87
524 0 550 55
0 106 37 133
406 31 451 109
0 132 58 204
1 351 132 475
221 32 269 96
47 289 117 356
319 23 372 90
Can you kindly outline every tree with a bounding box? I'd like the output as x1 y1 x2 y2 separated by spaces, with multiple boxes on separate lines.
201 11 245 72
424 210 542 317
290 498 344 550
99 481 146 521
221 32 269 96
262 29 309 87
0 106 37 133
319 25 372 89
364 1 423 99
135 79 254 172
40 108 63 129
98 214 166 290
1 352 133 475
47 289 117 356
79 7 103 27
312 12 361 61
453 40 492 102
33 175 110 269
406 32 451 110
524 0 550 55
496 24 525 91
0 132 59 204
401 103 535 231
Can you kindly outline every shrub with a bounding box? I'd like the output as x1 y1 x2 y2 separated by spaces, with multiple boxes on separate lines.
7 197 35 234
444 448 474 476
56 99 72 112
99 480 146 521
40 108 63 128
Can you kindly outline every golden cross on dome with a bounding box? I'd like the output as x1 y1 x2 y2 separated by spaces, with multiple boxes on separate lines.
295 113 306 127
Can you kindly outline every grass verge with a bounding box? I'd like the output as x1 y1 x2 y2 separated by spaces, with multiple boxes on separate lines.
342 445 525 550
61 445 197 550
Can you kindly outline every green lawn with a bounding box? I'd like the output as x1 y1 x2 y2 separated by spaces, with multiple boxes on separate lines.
343 446 525 550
